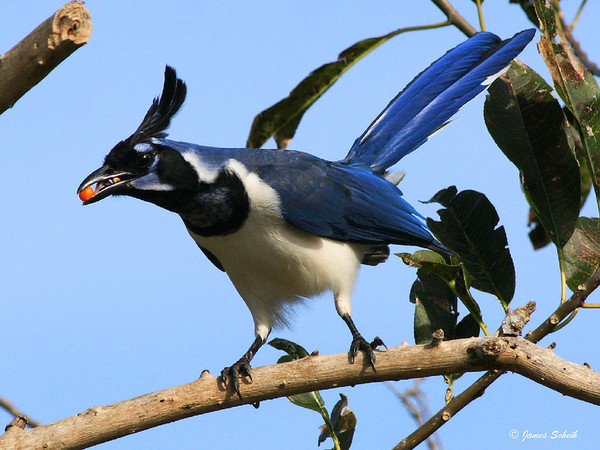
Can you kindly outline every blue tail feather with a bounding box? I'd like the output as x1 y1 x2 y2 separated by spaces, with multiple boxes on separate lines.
342 29 535 173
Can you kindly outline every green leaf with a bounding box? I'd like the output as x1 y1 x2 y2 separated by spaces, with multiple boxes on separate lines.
484 61 580 248
413 300 433 346
563 217 600 292
246 25 435 149
534 0 600 206
287 391 328 415
410 269 458 344
398 249 487 335
397 249 459 281
269 337 310 360
268 338 330 419
426 186 516 309
318 394 356 450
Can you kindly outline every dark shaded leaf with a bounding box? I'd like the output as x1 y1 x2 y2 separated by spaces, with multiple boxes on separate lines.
526 108 591 250
318 394 356 450
247 26 427 149
563 217 600 292
527 210 551 250
426 186 516 309
413 300 433 346
484 61 580 248
564 108 593 210
455 313 480 339
410 269 458 345
275 113 303 150
533 0 600 208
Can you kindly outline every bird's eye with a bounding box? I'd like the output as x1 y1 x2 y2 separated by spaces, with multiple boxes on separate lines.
136 151 155 168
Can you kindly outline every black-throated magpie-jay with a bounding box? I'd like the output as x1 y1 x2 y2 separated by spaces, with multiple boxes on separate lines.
78 29 535 398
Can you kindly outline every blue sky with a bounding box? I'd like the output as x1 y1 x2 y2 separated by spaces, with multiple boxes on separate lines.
2 1 599 449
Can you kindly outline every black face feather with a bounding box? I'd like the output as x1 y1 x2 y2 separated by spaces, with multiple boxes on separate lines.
130 66 187 146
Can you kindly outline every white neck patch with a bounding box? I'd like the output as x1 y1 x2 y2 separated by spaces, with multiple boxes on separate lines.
226 159 282 215
182 151 219 184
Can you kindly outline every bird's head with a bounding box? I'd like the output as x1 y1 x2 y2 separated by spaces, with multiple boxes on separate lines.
77 66 199 211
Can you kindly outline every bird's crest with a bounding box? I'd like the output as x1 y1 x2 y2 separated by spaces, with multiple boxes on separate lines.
130 66 187 145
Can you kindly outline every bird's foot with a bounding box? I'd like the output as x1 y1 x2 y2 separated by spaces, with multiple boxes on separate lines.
220 358 252 399
348 335 386 371
219 335 265 401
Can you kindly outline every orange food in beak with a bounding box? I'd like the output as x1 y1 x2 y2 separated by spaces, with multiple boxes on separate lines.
79 186 95 202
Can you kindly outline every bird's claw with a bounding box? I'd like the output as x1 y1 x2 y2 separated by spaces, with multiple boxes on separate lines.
220 359 252 399
348 335 386 371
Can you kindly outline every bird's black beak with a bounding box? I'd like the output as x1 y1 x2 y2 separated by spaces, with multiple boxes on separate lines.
77 165 136 205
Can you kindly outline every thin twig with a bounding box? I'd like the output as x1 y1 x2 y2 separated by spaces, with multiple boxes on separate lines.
394 370 501 450
474 0 486 31
572 0 587 29
388 380 441 450
0 398 41 428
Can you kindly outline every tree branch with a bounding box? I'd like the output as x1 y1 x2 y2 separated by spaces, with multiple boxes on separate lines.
430 0 477 37
387 380 441 450
0 1 92 114
1 335 599 449
0 398 40 429
396 267 600 449
394 369 502 450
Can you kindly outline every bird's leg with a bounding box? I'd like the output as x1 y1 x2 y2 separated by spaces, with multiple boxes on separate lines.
220 335 265 399
341 313 385 371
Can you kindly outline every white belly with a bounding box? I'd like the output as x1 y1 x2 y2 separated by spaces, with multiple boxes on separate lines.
188 213 365 336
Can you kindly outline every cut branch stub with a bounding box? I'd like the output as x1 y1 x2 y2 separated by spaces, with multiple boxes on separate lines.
0 1 92 114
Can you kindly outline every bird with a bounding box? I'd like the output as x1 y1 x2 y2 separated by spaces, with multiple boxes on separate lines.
78 29 535 398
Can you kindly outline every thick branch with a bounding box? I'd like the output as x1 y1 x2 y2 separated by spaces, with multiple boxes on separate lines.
0 1 92 114
1 336 599 449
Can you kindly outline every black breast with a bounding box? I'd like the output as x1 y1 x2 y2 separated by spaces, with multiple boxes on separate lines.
181 168 250 237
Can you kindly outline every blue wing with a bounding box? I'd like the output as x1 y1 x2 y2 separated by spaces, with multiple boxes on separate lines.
343 29 535 173
243 150 440 249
